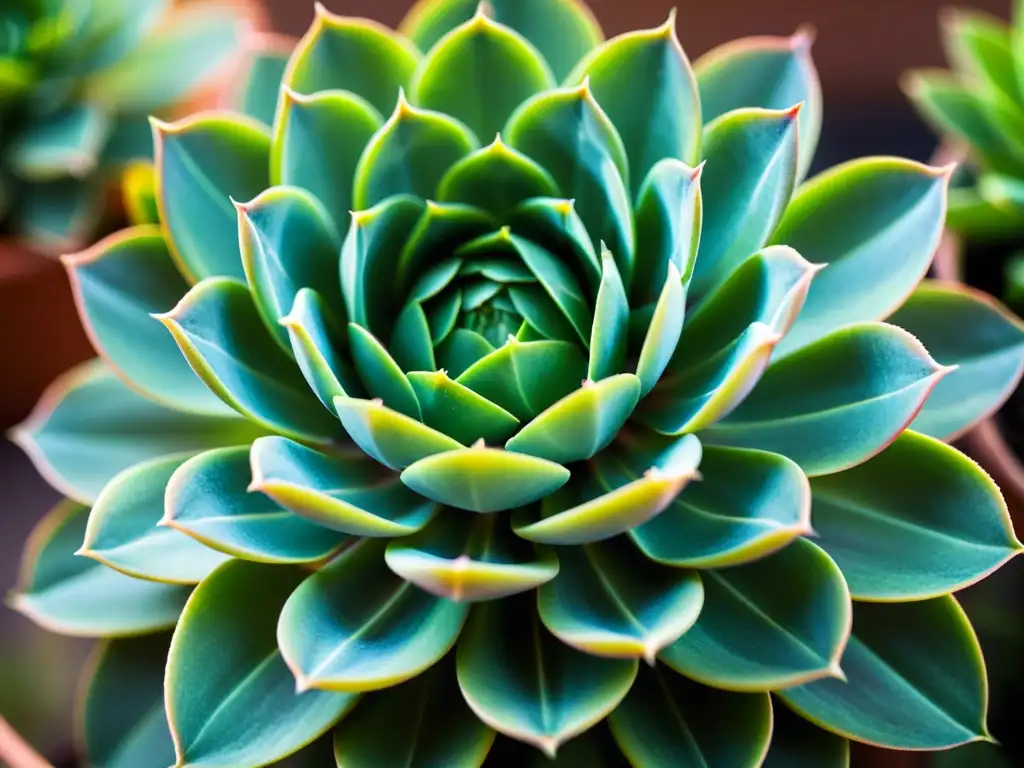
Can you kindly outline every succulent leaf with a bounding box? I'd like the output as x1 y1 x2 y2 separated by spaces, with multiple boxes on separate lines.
278 540 469 692
659 538 851 691
8 103 109 180
238 40 293 127
166 561 355 766
10 501 189 637
891 281 1024 440
780 597 989 749
810 431 1021 600
408 370 521 444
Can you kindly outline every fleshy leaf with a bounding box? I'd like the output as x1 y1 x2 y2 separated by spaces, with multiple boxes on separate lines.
631 158 702 305
353 93 479 210
457 338 588 420
153 113 270 282
506 374 641 463
566 12 701 192
408 370 521 444
166 561 354 766
772 159 950 356
237 37 294 127
608 665 772 768
505 84 634 282
332 656 495 768
271 87 384 233
400 0 604 82
250 436 438 537
165 447 347 564
334 397 464 470
700 323 949 476
660 538 851 691
538 535 703 661
632 445 811 568
385 510 559 601
438 328 497 378
515 433 702 545
438 137 558 220
891 281 1024 441
780 597 990 749
8 104 109 181
695 30 822 179
80 633 176 768
82 455 229 584
457 594 637 758
507 197 602 291
944 9 1021 103
64 226 232 416
401 446 570 513
237 185 343 352
397 203 494 292
283 4 420 115
157 278 344 446
635 262 685 397
13 360 264 505
348 323 422 420
588 251 630 381
411 11 555 139
810 431 1021 600
278 540 469 692
10 501 189 637
689 106 799 299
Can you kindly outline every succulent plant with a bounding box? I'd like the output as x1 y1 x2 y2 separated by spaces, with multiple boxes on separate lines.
9 1 1024 766
0 0 254 253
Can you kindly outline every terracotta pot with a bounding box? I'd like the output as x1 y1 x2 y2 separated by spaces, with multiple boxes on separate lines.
0 242 95 431
929 145 1024 521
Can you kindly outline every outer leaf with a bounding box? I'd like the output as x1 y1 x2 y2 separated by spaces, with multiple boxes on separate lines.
237 185 343 352
386 511 559 601
780 597 990 749
64 226 231 415
762 702 850 768
505 85 634 282
250 436 438 537
408 370 521 444
689 106 799 299
153 113 270 282
401 446 570 513
13 360 263 505
516 433 702 545
81 455 229 584
283 3 421 115
400 0 604 82
80 634 176 768
608 664 772 768
278 540 469 692
695 30 822 179
506 375 641 463
660 538 851 691
166 561 354 766
772 159 950 356
438 137 558 220
353 94 479 209
10 501 189 637
566 12 701 191
810 431 1021 601
334 397 464 470
332 656 495 768
412 11 555 139
156 278 344 446
457 594 637 758
457 338 588 420
538 536 703 661
165 447 347 564
271 87 384 233
890 281 1024 441
700 323 949 476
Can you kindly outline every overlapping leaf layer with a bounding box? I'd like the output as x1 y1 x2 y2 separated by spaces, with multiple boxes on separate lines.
0 0 250 251
10 1 1024 766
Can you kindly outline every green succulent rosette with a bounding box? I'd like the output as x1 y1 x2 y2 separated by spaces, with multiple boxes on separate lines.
0 0 254 252
10 1 1024 766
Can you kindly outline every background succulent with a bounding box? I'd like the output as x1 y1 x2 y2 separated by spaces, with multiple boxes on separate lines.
0 0 254 253
9 1 1024 766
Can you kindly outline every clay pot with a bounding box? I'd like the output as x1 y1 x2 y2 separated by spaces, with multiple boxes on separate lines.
930 145 1024 519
